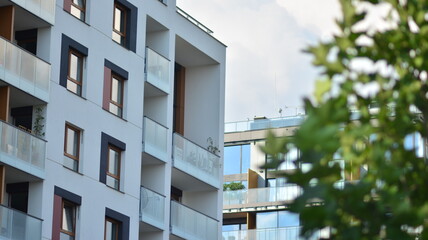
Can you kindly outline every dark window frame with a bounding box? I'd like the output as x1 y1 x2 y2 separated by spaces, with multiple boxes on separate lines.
109 74 124 117
104 208 129 240
105 217 120 240
100 133 126 190
112 3 127 46
64 0 86 21
106 145 121 189
111 0 137 52
60 199 77 239
67 49 84 95
60 35 88 96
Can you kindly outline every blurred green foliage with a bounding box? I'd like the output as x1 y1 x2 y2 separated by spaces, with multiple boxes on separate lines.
263 0 428 239
223 182 246 191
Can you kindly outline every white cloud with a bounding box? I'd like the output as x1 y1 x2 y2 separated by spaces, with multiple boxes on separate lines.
176 0 340 122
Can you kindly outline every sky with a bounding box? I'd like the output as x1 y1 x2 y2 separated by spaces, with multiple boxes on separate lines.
176 0 341 122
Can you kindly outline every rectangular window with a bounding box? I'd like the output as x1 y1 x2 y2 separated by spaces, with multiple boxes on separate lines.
112 3 126 46
109 74 124 117
224 144 250 175
106 145 121 190
64 124 81 171
70 0 85 20
61 200 76 240
105 218 119 240
67 49 84 95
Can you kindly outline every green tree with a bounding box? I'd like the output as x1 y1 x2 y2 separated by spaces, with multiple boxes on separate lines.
263 0 428 239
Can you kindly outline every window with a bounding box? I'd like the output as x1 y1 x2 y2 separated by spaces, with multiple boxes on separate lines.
112 3 126 46
60 35 88 96
52 187 81 240
224 144 250 175
109 74 124 117
110 0 137 52
104 208 129 240
64 124 81 171
103 60 128 118
61 200 76 239
105 218 119 240
64 0 86 21
67 50 83 95
100 133 126 191
256 211 299 229
106 145 121 190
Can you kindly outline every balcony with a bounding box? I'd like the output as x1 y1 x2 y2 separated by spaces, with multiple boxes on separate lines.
222 227 324 240
223 186 301 209
8 0 55 24
143 117 168 162
172 133 221 189
0 36 50 102
140 186 165 230
170 201 218 240
0 120 45 179
0 204 42 240
145 47 170 95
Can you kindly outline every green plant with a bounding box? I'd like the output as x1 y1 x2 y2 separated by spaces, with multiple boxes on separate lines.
264 0 428 239
207 137 220 155
33 106 45 137
223 182 245 191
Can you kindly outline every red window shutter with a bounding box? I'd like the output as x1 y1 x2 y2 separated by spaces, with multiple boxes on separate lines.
103 67 112 110
51 195 62 240
63 0 72 12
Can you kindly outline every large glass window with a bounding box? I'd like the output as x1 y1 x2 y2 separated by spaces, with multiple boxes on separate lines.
61 200 76 240
67 50 84 95
107 145 121 190
112 3 127 46
256 211 299 229
224 144 250 175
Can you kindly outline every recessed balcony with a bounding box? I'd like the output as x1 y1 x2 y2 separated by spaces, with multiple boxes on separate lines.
6 0 55 24
172 133 221 189
145 47 170 96
0 120 45 179
140 186 165 230
0 36 50 102
0 204 42 240
170 201 218 240
143 117 168 163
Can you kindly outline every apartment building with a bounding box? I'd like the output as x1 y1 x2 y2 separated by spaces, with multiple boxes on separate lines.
0 0 226 239
222 114 425 240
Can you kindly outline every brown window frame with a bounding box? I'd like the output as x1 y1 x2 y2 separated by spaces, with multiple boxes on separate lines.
105 217 120 240
71 0 86 20
67 49 84 95
60 200 76 239
112 3 127 45
109 74 124 117
64 124 81 162
107 145 121 186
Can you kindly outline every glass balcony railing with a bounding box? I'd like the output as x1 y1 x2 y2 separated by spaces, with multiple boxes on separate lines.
0 204 42 240
173 133 221 188
140 186 165 229
11 0 55 24
143 117 168 162
225 115 306 133
223 186 301 206
145 47 170 94
222 227 323 240
171 201 218 240
0 36 51 102
0 120 45 177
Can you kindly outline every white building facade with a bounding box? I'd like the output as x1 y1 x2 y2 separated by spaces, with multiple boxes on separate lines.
0 0 226 239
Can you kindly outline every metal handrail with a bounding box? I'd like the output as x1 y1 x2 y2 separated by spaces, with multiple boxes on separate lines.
176 6 214 35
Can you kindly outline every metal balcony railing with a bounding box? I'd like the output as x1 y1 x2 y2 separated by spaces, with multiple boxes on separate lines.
0 36 51 102
222 227 325 240
173 133 221 188
176 6 214 35
171 201 218 240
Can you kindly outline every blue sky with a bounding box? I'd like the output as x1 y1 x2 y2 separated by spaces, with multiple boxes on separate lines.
177 0 341 122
